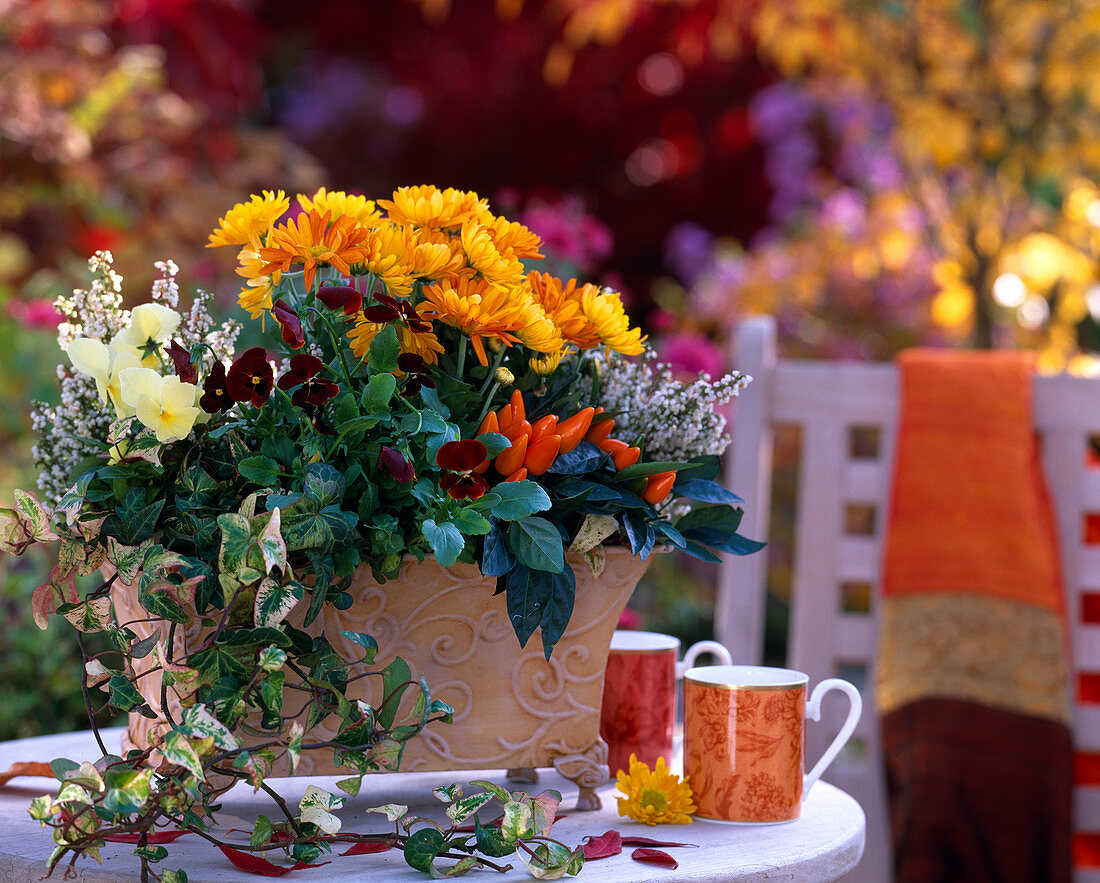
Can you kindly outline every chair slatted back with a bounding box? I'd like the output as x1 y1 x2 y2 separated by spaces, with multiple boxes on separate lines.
717 315 1100 882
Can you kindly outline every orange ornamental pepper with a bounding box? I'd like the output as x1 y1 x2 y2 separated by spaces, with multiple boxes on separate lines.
496 402 513 431
495 433 528 475
598 438 628 455
530 414 559 444
477 410 500 437
585 417 616 444
556 407 594 453
525 434 562 475
502 419 532 441
473 459 490 475
510 389 526 423
504 467 528 482
644 471 677 504
614 446 641 470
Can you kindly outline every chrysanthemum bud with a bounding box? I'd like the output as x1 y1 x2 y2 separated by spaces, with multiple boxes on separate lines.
495 367 515 385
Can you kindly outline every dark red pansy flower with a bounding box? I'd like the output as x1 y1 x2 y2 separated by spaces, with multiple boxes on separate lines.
165 339 197 383
226 346 274 408
199 360 231 412
397 352 436 396
277 354 339 411
436 439 490 500
363 291 403 324
436 439 488 472
317 284 362 316
271 298 305 349
378 445 415 484
439 471 489 501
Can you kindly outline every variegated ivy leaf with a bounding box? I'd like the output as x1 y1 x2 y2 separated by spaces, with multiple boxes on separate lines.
286 721 304 774
569 513 618 555
430 855 483 878
54 474 93 527
238 492 259 520
528 790 563 838
180 704 239 751
469 780 511 803
84 658 116 688
56 539 85 579
518 842 585 880
28 795 56 821
259 507 287 574
364 803 408 822
13 489 58 543
108 419 162 467
581 544 606 578
161 728 205 779
79 542 107 575
500 801 533 842
300 784 345 834
141 545 189 579
446 792 495 824
433 783 463 803
258 646 287 672
31 567 78 630
62 762 104 793
54 782 94 807
253 576 303 628
62 596 113 633
336 777 362 797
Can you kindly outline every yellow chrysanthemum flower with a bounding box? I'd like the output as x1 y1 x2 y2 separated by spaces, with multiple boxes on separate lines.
460 218 526 285
378 185 487 230
615 754 695 826
297 187 382 226
259 209 371 292
355 223 416 297
527 271 600 347
420 276 526 365
529 347 570 376
235 248 279 319
513 299 565 354
207 190 289 248
580 286 647 356
347 315 444 365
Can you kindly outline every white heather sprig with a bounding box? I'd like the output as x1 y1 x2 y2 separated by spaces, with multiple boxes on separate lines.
587 350 751 463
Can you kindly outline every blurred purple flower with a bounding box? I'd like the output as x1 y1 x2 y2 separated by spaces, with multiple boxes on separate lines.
664 222 714 286
9 298 62 330
657 331 725 380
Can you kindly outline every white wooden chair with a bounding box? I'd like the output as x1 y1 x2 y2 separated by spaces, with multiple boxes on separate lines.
716 315 1100 882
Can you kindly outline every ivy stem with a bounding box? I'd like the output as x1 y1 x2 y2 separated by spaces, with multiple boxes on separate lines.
76 631 108 757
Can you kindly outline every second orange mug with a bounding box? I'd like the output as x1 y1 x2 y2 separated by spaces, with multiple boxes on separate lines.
600 630 731 775
683 665 862 824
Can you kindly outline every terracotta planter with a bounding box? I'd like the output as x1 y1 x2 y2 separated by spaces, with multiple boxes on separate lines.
114 547 651 809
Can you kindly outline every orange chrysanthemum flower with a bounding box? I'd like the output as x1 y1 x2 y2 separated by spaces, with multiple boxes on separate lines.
513 298 565 354
378 185 487 231
420 276 526 365
258 209 370 292
347 314 444 365
526 271 600 347
580 286 647 356
297 187 382 226
208 191 289 249
460 218 526 285
486 215 545 261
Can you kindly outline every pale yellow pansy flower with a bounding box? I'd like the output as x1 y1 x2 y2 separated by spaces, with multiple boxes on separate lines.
119 367 201 443
113 303 182 367
67 338 143 418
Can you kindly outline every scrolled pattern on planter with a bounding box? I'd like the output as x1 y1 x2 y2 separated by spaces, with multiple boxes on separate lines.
115 548 651 806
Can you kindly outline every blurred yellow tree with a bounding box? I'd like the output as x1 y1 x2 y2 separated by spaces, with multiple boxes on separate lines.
481 0 1100 371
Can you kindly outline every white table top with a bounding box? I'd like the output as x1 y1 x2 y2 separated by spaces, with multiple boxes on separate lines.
0 729 864 882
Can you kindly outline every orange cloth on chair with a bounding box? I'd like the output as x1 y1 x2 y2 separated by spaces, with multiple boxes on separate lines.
882 349 1063 613
878 348 1073 883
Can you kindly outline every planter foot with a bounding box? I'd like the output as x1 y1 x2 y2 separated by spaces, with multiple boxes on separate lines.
506 767 538 783
552 741 609 811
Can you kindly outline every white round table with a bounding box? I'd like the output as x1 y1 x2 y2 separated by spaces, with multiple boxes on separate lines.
0 729 864 881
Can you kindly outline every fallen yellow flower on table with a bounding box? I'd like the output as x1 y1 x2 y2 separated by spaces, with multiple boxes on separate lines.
615 754 695 825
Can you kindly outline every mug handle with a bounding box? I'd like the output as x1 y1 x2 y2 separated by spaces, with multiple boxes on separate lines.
803 678 863 793
675 640 732 678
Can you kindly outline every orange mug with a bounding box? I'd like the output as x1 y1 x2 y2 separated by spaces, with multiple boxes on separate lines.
683 665 862 824
600 631 731 775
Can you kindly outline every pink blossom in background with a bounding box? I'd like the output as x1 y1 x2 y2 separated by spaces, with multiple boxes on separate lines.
657 331 725 380
9 298 62 330
520 196 613 275
617 607 642 630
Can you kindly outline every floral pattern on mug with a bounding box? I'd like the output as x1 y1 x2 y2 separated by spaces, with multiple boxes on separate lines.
684 681 805 823
600 646 677 774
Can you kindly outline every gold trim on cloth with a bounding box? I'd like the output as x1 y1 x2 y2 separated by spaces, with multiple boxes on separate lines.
876 592 1071 724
